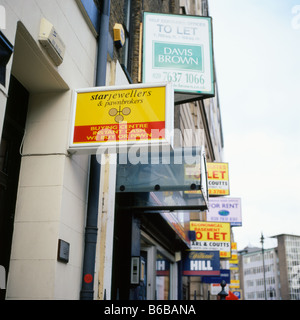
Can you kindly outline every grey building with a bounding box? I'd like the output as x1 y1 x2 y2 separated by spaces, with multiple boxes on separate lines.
239 234 300 300
274 234 300 300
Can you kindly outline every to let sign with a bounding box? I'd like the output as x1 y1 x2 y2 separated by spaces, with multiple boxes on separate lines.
190 221 231 258
143 12 214 103
207 162 230 196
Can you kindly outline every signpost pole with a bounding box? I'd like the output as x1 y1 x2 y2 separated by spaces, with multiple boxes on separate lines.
261 233 267 300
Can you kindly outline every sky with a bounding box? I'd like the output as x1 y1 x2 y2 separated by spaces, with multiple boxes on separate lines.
207 0 300 250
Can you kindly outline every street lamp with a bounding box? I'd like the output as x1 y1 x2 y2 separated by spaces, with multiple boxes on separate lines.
260 233 267 300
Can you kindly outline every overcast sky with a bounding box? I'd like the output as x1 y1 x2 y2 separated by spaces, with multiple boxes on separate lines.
207 0 300 250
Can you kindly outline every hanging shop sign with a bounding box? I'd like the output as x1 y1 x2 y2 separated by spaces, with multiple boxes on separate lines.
182 251 220 276
142 12 214 104
202 269 231 284
229 259 239 271
69 82 174 153
182 162 229 196
207 162 230 196
230 279 240 289
190 221 231 258
231 242 238 260
207 198 242 226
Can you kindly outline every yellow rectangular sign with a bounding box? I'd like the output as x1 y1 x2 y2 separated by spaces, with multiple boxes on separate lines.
190 221 231 258
183 162 229 196
229 259 239 271
69 83 174 152
207 162 229 195
230 279 240 289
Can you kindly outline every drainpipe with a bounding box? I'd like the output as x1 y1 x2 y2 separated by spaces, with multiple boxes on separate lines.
80 0 110 300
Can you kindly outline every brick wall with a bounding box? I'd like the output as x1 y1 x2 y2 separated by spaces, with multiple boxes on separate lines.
108 0 180 82
130 0 179 82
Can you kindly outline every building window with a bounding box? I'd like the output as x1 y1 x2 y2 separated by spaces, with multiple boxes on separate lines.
0 31 13 87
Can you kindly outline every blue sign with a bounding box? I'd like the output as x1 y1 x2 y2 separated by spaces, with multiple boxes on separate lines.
201 269 231 284
233 291 241 299
183 251 220 276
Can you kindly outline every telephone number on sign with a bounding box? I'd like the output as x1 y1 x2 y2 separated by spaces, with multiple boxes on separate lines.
160 72 205 85
209 189 228 195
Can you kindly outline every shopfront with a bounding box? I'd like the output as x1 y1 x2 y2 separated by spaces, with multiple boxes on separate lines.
111 193 189 300
111 147 209 300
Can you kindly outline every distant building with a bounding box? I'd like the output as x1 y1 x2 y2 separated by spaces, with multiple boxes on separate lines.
239 234 300 300
275 234 300 300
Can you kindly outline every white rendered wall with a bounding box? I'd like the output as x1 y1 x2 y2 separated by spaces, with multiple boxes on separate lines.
2 0 98 299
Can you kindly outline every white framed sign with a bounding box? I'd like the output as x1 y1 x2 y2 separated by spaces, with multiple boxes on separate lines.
68 82 174 154
207 197 242 226
143 12 214 103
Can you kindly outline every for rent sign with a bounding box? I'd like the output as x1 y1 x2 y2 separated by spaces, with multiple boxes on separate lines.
207 197 242 226
190 221 231 258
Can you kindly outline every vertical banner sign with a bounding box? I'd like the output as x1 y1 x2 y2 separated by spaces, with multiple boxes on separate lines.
207 198 242 226
143 12 214 103
69 83 174 153
207 162 230 196
190 221 231 258
183 251 220 276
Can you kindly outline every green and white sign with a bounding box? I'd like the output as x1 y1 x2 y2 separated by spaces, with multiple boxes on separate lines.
143 13 214 102
154 43 203 71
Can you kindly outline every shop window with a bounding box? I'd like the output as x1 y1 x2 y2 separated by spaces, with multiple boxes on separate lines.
156 252 170 300
0 31 13 87
76 0 100 34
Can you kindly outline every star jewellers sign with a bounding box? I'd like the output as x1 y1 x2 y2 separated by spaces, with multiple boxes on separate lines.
69 82 174 153
143 12 215 103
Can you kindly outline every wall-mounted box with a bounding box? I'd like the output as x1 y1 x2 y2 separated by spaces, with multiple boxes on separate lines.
113 23 125 48
39 18 65 66
57 239 70 263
